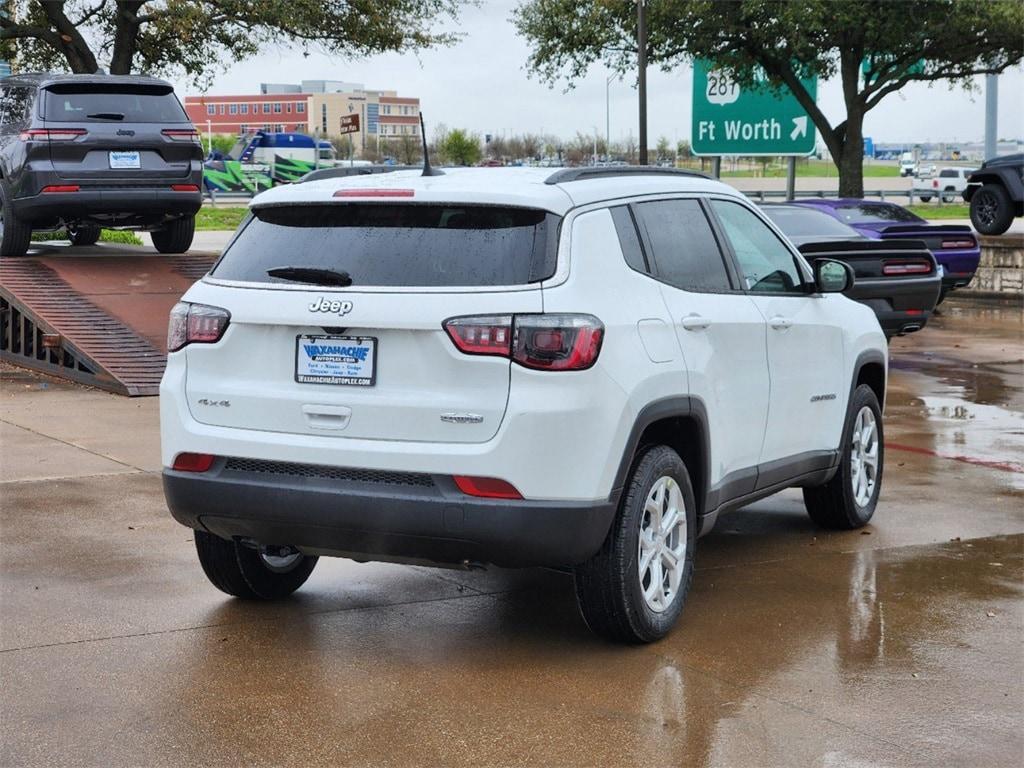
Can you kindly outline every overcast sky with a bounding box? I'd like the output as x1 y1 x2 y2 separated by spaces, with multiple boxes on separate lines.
172 0 1023 146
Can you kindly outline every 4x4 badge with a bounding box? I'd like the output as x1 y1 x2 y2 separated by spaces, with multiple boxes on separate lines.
308 297 353 316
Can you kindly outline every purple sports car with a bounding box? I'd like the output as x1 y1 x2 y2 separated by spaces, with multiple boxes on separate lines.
792 199 980 300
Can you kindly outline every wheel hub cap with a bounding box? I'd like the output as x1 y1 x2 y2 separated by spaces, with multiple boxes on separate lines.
850 406 879 508
260 550 303 572
638 475 687 613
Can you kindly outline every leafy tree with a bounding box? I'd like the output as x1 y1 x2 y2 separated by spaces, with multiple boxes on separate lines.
513 0 1024 196
676 138 691 159
439 128 482 165
2 1 466 86
655 135 672 162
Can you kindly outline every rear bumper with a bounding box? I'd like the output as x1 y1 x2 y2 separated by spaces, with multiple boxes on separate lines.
13 187 202 224
163 462 617 568
941 271 975 293
847 275 941 336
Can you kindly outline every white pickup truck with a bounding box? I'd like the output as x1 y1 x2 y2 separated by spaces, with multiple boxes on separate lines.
912 167 975 203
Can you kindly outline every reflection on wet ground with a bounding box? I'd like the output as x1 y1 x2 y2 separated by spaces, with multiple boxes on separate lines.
1 297 1022 767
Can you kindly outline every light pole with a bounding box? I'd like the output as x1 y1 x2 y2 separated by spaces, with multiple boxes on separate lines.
637 0 648 165
606 73 616 162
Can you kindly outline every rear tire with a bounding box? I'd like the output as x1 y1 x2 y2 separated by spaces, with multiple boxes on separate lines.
151 214 195 254
68 224 101 246
970 183 1014 236
0 183 32 257
918 195 932 203
574 445 696 643
803 384 884 529
194 530 317 599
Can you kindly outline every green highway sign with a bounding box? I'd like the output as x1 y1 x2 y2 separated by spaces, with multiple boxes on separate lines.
691 60 818 156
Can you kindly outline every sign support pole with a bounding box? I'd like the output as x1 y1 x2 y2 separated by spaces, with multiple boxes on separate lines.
711 157 721 179
786 156 796 201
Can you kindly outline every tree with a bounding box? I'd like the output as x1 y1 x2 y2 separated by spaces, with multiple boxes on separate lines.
1 1 465 86
512 0 1024 196
395 133 422 166
655 135 672 163
439 129 482 166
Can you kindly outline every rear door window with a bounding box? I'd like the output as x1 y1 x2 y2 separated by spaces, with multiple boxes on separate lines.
211 204 560 287
632 199 733 292
0 86 34 126
42 84 189 123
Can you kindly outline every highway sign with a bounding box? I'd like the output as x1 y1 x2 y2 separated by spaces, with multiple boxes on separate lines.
340 114 360 135
692 60 817 156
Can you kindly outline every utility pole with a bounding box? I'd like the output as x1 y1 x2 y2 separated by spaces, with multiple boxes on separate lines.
637 0 648 165
984 74 998 160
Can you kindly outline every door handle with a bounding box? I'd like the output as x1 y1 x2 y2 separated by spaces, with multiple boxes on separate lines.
768 316 793 330
302 404 352 430
680 314 711 331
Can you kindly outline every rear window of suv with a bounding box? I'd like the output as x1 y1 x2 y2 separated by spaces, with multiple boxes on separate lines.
212 204 560 287
42 84 189 123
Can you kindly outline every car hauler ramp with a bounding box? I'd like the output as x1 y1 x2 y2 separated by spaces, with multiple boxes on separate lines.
1 248 217 396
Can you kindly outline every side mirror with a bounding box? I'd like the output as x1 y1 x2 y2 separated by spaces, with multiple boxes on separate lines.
814 259 854 293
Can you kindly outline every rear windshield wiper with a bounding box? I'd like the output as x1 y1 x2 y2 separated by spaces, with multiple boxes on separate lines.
267 266 352 287
86 112 125 120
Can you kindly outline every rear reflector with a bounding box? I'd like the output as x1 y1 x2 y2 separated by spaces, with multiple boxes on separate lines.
333 189 415 198
19 128 86 142
883 260 932 276
941 239 975 249
171 184 199 192
41 185 80 193
452 476 522 499
172 453 215 472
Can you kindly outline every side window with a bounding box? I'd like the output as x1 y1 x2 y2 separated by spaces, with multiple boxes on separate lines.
710 200 806 294
609 205 648 274
0 86 32 127
633 199 732 292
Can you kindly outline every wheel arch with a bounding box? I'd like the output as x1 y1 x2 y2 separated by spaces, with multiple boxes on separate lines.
852 351 886 411
612 397 710 521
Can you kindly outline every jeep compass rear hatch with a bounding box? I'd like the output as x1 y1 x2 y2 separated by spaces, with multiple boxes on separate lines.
41 82 195 182
183 203 558 443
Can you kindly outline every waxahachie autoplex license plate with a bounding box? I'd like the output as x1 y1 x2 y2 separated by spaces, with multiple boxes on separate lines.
295 335 377 386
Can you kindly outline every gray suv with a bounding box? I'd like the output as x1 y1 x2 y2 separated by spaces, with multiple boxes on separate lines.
0 73 203 257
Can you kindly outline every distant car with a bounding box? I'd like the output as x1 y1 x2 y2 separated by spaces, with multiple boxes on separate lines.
0 72 203 257
762 204 940 338
899 153 917 177
963 153 1023 236
912 167 974 203
792 199 979 300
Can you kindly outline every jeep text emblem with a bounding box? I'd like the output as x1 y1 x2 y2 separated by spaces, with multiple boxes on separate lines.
116 129 135 137
308 297 353 316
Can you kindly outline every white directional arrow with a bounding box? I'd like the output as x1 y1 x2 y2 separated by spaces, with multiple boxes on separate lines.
790 116 808 141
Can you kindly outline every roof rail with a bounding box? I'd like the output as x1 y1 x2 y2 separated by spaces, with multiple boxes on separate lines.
543 166 712 185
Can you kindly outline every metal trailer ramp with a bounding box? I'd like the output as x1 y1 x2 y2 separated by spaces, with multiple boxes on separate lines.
1 250 217 396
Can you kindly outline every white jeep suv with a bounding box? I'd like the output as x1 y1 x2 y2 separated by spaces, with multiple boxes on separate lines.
160 167 887 643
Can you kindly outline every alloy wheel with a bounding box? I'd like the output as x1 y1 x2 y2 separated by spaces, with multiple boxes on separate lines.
850 406 879 507
638 475 687 613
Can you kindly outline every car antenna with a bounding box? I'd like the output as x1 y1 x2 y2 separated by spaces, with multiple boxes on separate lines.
420 113 444 177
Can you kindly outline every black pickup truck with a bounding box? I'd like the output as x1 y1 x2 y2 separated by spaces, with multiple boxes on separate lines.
964 153 1023 236
762 203 941 339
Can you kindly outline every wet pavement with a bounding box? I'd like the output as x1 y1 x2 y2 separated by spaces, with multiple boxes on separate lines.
1 299 1022 767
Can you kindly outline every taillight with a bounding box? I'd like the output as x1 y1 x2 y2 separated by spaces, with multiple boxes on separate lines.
168 302 230 352
882 259 933 276
932 180 939 188
443 315 513 355
452 475 522 499
443 314 604 371
162 128 201 143
19 128 86 142
941 239 975 249
172 453 216 472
